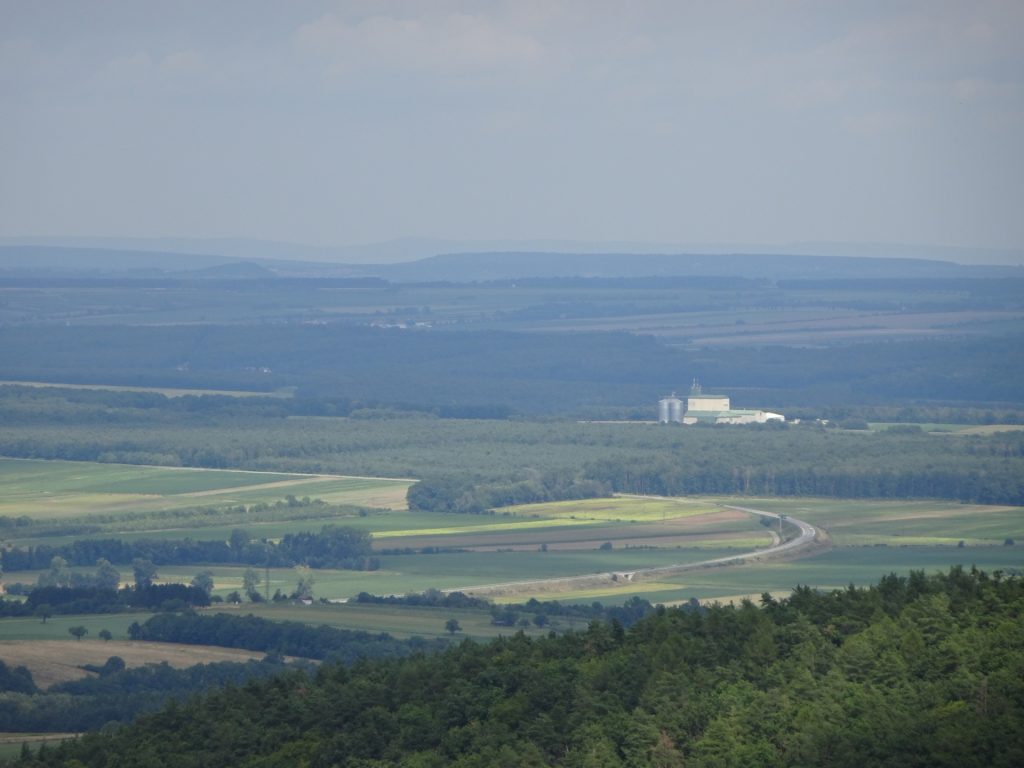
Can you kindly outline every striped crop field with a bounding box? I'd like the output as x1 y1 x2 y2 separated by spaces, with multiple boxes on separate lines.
498 495 722 522
0 458 414 521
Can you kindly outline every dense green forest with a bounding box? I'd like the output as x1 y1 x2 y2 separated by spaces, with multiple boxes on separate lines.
1 324 1022 414
10 567 1022 767
0 656 311 734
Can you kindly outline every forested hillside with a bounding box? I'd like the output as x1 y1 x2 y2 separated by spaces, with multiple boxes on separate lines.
14 568 1023 767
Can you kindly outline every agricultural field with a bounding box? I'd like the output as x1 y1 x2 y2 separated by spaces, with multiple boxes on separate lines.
0 458 413 530
867 422 1024 435
705 497 1024 547
2 458 1022 643
0 637 274 689
492 544 1023 607
0 380 293 399
529 306 1024 346
498 496 721 522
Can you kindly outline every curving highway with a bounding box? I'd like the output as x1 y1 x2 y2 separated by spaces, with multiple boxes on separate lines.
447 502 822 599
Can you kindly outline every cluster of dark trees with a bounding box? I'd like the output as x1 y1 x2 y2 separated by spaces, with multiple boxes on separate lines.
0 655 307 733
14 567 1023 767
127 612 447 664
0 584 211 618
354 589 492 610
0 660 36 695
354 590 664 629
1 525 376 573
406 472 611 515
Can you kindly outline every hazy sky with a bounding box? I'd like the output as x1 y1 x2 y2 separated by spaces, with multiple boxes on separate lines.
2 1 1022 251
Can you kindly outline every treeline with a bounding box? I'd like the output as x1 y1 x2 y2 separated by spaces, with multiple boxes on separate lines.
17 567 1024 767
0 584 211 617
0 382 515 425
0 655 307 733
2 323 1023 415
1 525 376 572
407 472 610 515
584 449 1024 504
354 590 665 629
408 427 1024 510
127 612 447 664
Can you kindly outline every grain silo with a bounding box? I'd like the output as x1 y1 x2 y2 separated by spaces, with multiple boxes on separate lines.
658 393 684 423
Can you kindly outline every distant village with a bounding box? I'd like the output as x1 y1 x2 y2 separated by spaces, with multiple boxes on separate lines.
658 382 784 425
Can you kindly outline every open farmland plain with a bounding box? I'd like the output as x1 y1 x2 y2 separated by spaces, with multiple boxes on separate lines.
1 458 1021 641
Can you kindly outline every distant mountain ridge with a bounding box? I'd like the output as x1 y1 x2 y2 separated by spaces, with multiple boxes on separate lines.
1 244 1020 282
3 235 1022 266
367 251 1021 281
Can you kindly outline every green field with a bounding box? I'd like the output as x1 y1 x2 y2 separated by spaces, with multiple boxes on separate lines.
649 545 1024 604
0 612 155 641
0 458 414 524
707 497 1024 547
499 496 721 522
72 547 750 602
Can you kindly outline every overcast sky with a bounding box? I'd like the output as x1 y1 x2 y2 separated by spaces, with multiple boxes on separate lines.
2 1 1022 254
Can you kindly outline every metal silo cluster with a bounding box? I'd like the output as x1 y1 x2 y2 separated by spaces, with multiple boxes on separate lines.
658 393 684 423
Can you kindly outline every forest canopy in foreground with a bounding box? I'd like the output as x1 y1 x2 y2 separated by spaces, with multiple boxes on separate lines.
12 567 1023 768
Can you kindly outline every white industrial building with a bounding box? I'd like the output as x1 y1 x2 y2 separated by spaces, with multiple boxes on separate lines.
659 381 784 425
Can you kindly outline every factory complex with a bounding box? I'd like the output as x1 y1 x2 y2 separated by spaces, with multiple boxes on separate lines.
659 382 785 425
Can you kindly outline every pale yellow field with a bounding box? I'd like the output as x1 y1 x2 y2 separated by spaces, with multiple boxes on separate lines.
0 491 158 519
373 516 604 539
498 495 721 522
952 424 1024 435
491 581 684 604
0 640 276 689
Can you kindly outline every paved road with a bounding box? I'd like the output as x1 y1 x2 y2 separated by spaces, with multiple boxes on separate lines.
448 502 821 598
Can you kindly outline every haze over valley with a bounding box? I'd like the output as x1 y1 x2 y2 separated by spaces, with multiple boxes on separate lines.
1 2 1022 766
